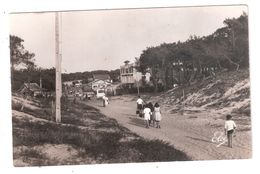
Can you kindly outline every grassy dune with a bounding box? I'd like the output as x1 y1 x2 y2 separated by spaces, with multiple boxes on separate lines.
12 95 190 166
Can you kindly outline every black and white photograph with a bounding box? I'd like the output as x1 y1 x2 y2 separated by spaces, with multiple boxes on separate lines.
8 4 251 166
2 1 260 173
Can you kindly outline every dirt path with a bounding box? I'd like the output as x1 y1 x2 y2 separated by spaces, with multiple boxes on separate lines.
84 95 251 160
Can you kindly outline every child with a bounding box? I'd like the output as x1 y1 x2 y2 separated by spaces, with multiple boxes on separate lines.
136 96 144 117
148 102 155 127
143 104 151 128
224 114 237 148
154 103 162 128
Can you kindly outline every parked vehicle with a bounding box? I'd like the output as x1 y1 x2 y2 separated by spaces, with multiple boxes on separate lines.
96 89 105 99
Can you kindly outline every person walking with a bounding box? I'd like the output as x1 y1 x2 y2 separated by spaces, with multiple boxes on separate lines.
143 104 151 128
136 96 144 117
154 102 162 128
102 95 109 107
148 102 155 127
224 114 237 148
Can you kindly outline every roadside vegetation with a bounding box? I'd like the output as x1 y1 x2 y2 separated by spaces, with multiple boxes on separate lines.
12 94 190 166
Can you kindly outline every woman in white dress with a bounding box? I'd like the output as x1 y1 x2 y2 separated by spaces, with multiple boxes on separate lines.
154 103 162 128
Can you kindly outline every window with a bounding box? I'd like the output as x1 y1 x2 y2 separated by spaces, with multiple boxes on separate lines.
130 67 133 73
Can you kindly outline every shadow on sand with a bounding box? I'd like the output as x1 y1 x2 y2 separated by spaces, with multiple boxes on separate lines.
128 116 145 128
186 136 212 144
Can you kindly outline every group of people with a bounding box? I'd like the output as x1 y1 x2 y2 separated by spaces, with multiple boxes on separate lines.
136 96 162 129
137 95 238 148
99 94 237 148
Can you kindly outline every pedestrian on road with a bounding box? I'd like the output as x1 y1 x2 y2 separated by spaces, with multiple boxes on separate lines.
143 104 151 128
224 114 237 148
136 96 144 117
154 102 162 128
102 95 109 107
148 102 155 127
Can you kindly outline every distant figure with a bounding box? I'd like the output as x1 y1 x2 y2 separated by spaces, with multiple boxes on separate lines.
143 104 151 128
102 95 109 107
85 94 87 100
154 102 162 128
224 114 237 148
148 102 155 127
136 96 144 117
87 93 91 100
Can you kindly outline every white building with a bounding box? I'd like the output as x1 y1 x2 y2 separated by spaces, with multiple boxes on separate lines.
120 62 150 84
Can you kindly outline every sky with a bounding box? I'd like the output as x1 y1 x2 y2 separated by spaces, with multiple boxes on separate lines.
9 5 247 73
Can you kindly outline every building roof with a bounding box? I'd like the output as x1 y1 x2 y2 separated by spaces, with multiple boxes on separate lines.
24 83 41 91
120 62 134 68
18 83 46 93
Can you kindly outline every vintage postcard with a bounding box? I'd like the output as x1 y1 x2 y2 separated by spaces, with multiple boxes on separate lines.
9 5 251 167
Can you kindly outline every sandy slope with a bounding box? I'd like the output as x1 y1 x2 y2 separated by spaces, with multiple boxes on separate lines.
86 95 252 160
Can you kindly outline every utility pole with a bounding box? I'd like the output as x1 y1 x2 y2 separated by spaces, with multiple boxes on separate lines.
137 80 140 95
181 89 185 115
55 12 62 123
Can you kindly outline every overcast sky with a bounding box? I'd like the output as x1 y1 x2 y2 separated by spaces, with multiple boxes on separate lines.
9 5 247 73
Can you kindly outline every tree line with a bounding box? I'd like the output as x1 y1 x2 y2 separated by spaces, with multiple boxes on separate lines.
11 67 120 92
10 35 120 92
137 13 248 91
62 69 120 84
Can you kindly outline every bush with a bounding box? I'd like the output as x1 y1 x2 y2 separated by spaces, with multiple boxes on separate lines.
12 101 22 111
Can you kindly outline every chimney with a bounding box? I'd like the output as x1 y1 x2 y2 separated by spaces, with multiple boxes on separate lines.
124 60 130 65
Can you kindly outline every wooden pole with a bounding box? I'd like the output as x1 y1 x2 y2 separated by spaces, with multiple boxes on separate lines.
55 12 62 123
137 80 140 95
182 89 185 115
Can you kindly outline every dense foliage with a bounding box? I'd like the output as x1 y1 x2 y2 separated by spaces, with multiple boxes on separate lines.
138 13 248 91
11 68 56 91
10 35 120 91
10 35 35 70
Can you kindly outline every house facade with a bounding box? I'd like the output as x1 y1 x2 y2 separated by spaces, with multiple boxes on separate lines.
120 62 150 84
17 83 46 97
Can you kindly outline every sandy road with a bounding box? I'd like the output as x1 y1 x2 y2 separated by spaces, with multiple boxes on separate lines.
84 95 252 161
